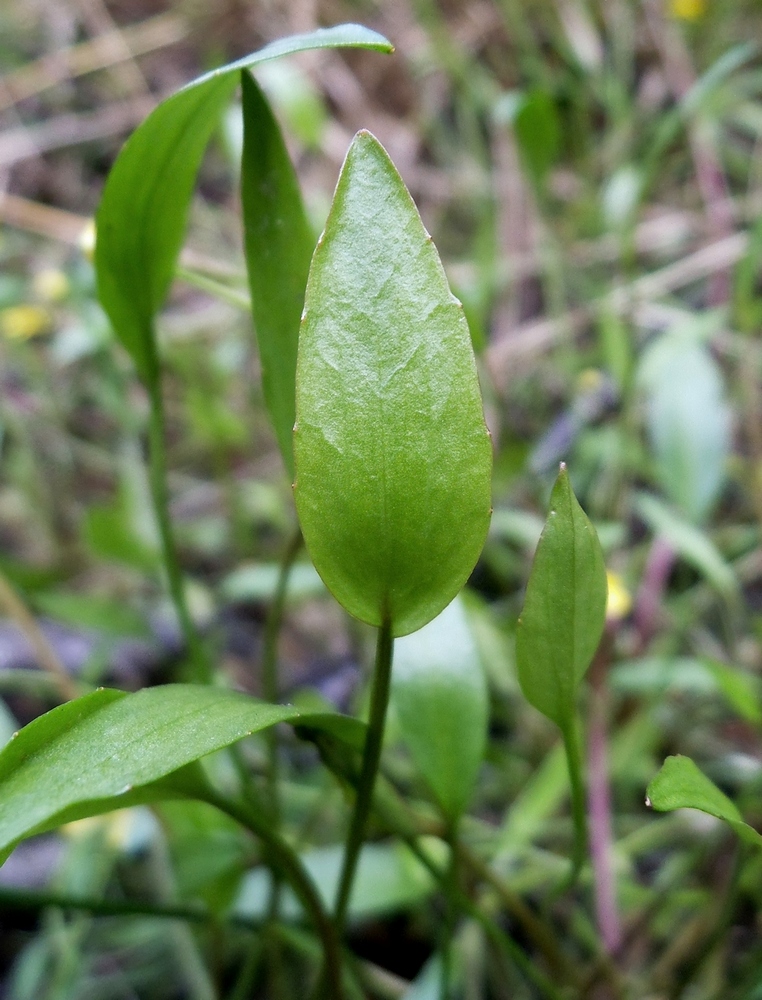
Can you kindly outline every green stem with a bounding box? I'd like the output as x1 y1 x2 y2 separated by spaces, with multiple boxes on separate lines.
175 264 251 311
562 715 588 887
406 838 565 1000
440 823 459 1000
260 528 302 996
200 787 345 1000
147 380 208 682
333 617 394 933
0 886 233 925
262 527 303 811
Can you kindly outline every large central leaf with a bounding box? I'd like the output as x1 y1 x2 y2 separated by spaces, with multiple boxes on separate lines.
293 131 493 637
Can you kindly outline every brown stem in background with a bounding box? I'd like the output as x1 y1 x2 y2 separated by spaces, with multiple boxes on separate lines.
587 630 622 956
643 0 736 305
0 571 79 702
633 534 676 652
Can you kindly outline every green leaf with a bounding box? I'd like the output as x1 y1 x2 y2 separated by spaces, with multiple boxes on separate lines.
0 685 304 864
235 841 436 924
647 755 762 848
293 131 492 637
96 75 237 384
240 70 315 477
513 89 561 185
638 327 731 524
634 492 738 600
392 596 488 820
95 25 392 385
515 465 607 730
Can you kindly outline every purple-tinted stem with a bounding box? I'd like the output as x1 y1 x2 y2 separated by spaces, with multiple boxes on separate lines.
634 535 675 652
587 637 622 955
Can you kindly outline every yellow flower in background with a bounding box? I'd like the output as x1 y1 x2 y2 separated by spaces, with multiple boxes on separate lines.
0 304 51 340
670 0 705 20
606 570 632 622
33 267 70 303
79 219 96 262
577 367 604 394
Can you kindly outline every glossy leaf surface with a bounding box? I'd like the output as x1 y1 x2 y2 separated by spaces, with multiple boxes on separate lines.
293 131 492 637
647 755 762 848
392 596 488 820
96 24 392 385
0 686 357 864
516 466 607 729
241 70 315 477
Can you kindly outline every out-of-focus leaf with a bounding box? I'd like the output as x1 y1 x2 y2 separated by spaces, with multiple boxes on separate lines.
513 89 561 185
241 71 315 476
516 465 607 731
402 955 445 1000
638 330 731 524
33 591 150 638
634 492 738 600
221 561 325 603
647 755 762 848
611 656 761 723
704 658 762 724
392 596 488 820
293 131 492 637
256 60 327 149
234 840 437 924
96 25 392 385
158 800 251 911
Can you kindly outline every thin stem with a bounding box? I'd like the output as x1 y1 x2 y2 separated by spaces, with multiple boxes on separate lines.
0 886 234 925
440 823 460 1000
175 264 251 312
200 787 345 1000
146 380 208 682
333 618 394 933
262 527 303 810
259 528 302 997
587 637 622 955
562 715 588 888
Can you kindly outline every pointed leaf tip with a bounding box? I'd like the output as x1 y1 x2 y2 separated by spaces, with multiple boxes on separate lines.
516 466 607 728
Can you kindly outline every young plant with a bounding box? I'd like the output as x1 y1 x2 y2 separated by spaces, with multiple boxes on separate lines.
0 23 618 999
293 128 493 931
0 31 496 999
516 464 608 878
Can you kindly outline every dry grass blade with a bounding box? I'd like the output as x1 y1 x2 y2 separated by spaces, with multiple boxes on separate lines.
0 13 187 113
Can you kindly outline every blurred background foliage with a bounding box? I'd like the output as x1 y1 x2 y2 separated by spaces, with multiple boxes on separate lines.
2 0 762 998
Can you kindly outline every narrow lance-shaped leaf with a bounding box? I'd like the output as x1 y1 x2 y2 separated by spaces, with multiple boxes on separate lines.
392 596 488 821
647 755 762 849
0 685 361 865
516 464 607 731
293 131 493 638
95 24 392 386
240 70 315 477
516 465 607 876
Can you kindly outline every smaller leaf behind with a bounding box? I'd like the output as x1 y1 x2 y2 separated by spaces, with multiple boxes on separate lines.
240 70 315 478
647 754 762 848
95 24 392 387
392 596 488 821
516 465 607 730
96 76 237 384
